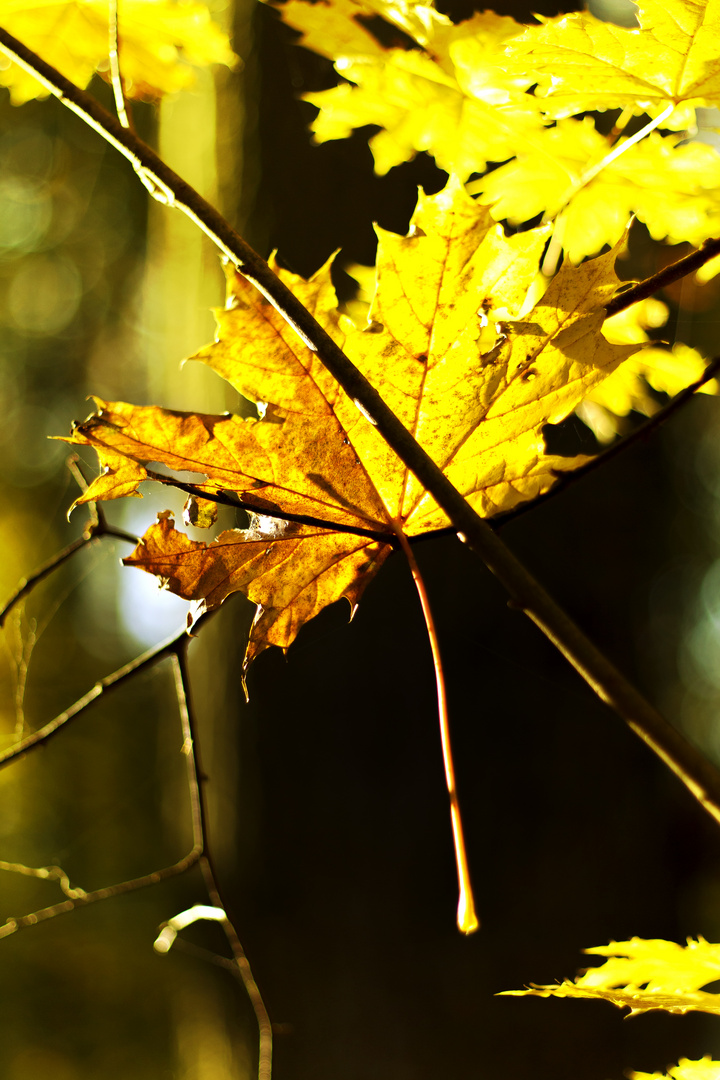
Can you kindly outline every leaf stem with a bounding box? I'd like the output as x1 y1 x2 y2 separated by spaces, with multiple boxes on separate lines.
578 104 674 190
6 30 720 829
394 527 478 935
108 0 132 130
542 105 674 277
173 643 273 1080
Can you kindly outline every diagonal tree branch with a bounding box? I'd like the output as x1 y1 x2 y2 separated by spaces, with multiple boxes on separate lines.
4 26 720 829
606 241 720 317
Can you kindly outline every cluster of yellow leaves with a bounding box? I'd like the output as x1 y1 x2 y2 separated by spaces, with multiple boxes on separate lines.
0 0 236 104
63 181 640 673
580 299 714 440
631 1059 720 1080
503 937 720 1017
504 937 720 1080
274 0 720 262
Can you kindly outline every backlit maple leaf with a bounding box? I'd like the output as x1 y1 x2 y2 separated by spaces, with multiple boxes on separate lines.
501 938 720 1017
63 180 639 672
501 0 720 123
297 6 543 177
472 122 720 264
0 0 236 105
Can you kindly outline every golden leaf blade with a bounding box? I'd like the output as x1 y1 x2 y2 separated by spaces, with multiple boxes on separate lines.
501 938 720 1017
501 0 720 119
124 513 391 672
305 49 543 178
64 398 389 532
268 0 387 60
501 982 720 1017
64 179 640 664
473 123 720 263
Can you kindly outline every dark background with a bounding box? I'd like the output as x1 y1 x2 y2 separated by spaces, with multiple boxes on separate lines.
2 0 720 1078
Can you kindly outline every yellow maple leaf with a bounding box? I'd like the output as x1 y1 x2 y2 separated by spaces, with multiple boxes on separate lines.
62 180 638 668
0 0 236 105
501 0 720 124
271 0 386 59
631 1058 720 1080
471 121 720 263
274 0 525 67
501 937 720 1017
301 8 543 177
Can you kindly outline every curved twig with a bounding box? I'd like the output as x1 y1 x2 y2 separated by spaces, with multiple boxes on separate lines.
172 643 273 1080
0 612 211 769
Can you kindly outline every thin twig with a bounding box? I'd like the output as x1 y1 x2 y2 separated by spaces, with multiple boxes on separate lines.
607 239 720 317
0 518 138 628
394 527 478 935
0 639 205 939
174 643 273 1080
5 29 720 830
0 458 139 628
0 613 213 769
0 535 90 629
108 0 132 130
0 848 201 939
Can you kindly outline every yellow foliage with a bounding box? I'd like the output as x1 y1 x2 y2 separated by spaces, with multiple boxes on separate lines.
0 0 236 104
579 294 714 441
301 8 544 176
631 1058 720 1080
62 180 639 668
501 0 720 123
502 937 720 1017
472 122 720 263
280 0 720 262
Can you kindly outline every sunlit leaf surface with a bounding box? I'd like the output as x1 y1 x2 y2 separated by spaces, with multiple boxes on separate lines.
0 0 236 104
63 180 640 669
502 938 720 1017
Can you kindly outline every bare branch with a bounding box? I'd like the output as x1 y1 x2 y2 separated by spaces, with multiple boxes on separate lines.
0 614 214 769
172 642 273 1080
0 848 201 940
0 458 139 628
0 513 138 628
606 239 720 317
